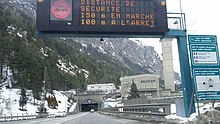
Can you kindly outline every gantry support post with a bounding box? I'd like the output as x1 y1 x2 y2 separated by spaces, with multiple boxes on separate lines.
163 30 196 117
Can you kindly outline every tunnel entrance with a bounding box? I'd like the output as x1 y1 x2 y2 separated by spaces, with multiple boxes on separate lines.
81 99 98 112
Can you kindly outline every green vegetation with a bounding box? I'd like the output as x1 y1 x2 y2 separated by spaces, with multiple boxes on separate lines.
0 3 134 99
19 87 28 111
127 79 140 100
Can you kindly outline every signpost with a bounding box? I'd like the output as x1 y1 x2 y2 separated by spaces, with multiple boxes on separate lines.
188 35 220 101
36 0 168 37
36 0 197 117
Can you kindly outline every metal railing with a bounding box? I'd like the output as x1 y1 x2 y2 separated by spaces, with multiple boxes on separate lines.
0 112 76 122
99 103 171 122
0 113 48 122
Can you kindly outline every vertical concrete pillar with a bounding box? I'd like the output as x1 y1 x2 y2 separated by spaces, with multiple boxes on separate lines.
160 38 175 92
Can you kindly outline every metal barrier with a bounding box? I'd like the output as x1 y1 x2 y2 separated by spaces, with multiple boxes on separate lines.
101 103 171 114
0 112 76 122
0 113 48 122
99 103 171 122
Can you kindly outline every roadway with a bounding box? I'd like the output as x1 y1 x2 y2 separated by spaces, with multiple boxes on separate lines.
1 112 160 124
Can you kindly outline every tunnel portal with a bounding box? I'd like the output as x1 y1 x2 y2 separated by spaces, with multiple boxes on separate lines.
81 99 98 112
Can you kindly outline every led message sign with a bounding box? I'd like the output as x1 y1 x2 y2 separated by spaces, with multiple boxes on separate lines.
37 0 168 37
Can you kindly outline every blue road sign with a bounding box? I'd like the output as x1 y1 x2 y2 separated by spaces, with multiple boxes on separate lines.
188 35 217 44
190 44 219 66
193 68 220 100
188 35 220 101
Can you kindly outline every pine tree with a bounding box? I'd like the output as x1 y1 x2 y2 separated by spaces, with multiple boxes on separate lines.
37 103 46 114
128 79 140 100
19 87 28 111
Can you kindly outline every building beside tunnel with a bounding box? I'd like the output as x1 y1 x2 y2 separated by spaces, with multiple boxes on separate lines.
87 83 116 94
120 74 160 99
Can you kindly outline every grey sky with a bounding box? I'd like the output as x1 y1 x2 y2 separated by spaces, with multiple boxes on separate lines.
133 0 220 73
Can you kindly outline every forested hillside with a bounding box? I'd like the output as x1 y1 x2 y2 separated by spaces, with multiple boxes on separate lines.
0 2 135 98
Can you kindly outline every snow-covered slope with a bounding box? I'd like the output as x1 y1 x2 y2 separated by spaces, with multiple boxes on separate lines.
0 86 38 116
0 86 76 117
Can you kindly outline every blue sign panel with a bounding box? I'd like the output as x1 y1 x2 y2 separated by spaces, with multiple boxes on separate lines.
188 35 220 101
190 45 219 66
189 35 219 66
193 68 220 100
188 35 217 44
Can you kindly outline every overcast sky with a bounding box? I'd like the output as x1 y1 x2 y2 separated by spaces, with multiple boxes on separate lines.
133 0 220 73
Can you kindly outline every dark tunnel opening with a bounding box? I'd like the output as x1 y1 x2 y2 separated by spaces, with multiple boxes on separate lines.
81 99 98 112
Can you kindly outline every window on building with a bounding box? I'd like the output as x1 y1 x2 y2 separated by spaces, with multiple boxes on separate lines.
151 80 155 82
141 80 145 83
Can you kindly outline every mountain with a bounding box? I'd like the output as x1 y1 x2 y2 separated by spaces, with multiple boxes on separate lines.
72 38 163 76
0 0 180 94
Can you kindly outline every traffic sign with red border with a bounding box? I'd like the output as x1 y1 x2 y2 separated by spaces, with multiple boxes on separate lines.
51 0 71 19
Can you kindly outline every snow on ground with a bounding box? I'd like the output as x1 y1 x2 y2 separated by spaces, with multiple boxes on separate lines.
1 79 219 123
0 86 76 118
46 90 76 115
102 98 120 108
0 86 37 116
165 102 220 123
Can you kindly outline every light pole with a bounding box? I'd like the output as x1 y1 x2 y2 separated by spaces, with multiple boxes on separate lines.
43 67 47 113
64 80 67 112
65 80 67 91
179 0 184 29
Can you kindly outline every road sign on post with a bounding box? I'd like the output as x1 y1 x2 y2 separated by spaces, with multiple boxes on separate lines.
36 0 168 37
188 35 220 101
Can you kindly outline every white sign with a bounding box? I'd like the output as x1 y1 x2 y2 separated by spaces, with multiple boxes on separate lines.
193 52 217 64
195 75 220 91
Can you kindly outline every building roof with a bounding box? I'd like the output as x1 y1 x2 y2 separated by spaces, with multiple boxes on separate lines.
87 83 115 87
120 74 160 80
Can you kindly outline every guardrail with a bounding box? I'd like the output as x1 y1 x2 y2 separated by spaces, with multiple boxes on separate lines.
99 103 171 122
0 113 48 122
0 112 76 122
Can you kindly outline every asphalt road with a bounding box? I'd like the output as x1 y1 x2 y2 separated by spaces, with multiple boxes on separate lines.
1 112 156 124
